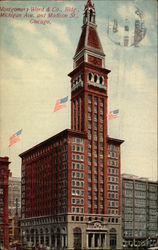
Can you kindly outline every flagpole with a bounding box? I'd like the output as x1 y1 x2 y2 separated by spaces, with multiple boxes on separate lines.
21 134 23 154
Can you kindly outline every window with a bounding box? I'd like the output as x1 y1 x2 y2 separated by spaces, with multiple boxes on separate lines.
72 199 76 204
73 228 82 249
0 188 3 195
94 74 98 82
88 73 93 81
88 94 92 103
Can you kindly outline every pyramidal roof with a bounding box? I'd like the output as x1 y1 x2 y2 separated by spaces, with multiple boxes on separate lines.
74 0 104 57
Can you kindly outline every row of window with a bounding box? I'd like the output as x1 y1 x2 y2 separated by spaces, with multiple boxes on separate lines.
108 176 119 183
72 145 84 153
108 151 119 159
88 112 104 122
124 198 147 207
88 183 104 190
88 72 105 85
88 105 104 114
108 168 119 175
108 144 118 152
108 159 119 167
72 180 84 187
108 192 119 199
72 172 84 179
149 193 157 199
88 157 104 167
72 189 84 196
108 209 119 215
88 174 104 182
108 200 119 208
72 198 84 205
88 95 104 106
72 137 83 144
88 166 104 174
88 199 104 206
108 184 119 191
88 122 104 132
72 162 84 170
23 142 68 163
135 183 146 190
72 207 84 214
72 154 84 161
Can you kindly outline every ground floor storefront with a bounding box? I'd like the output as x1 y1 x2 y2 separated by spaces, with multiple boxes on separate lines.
20 214 122 249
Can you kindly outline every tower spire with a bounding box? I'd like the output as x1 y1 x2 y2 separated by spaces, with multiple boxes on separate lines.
73 0 105 69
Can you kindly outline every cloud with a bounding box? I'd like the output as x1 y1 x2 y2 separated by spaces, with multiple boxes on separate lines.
0 48 56 83
48 23 71 46
11 23 60 60
117 4 136 19
0 49 25 74
39 37 59 57
10 19 38 34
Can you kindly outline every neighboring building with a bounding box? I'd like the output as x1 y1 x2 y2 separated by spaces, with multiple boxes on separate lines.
9 215 20 247
20 0 124 249
0 156 10 249
8 175 21 246
122 174 158 248
8 175 21 216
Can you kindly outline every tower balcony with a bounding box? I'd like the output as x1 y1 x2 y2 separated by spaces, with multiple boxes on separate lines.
88 81 106 90
71 80 84 92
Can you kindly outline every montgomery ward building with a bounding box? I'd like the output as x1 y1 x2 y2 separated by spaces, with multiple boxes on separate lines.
20 0 124 249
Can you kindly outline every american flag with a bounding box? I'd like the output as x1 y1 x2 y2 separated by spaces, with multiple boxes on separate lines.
108 109 119 120
9 129 22 147
53 96 68 112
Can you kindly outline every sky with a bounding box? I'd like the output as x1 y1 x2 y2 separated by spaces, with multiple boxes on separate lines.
0 0 157 180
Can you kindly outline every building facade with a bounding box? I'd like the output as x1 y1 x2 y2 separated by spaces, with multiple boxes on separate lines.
8 175 21 246
0 156 10 249
122 174 158 248
8 175 21 216
20 1 124 249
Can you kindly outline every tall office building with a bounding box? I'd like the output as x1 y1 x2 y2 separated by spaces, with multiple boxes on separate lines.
0 156 10 249
8 175 21 216
8 175 21 246
122 174 158 248
20 1 124 249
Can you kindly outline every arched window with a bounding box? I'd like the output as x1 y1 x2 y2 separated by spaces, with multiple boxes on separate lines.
99 76 104 85
88 72 92 81
73 227 82 250
94 74 98 83
110 228 117 249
